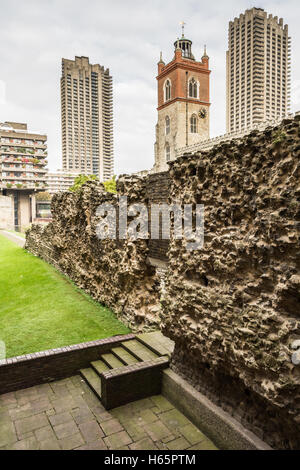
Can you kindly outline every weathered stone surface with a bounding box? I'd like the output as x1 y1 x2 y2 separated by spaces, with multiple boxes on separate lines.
161 116 300 449
25 115 300 449
26 177 161 331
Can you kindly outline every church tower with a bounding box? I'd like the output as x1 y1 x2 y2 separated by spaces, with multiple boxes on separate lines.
154 29 211 171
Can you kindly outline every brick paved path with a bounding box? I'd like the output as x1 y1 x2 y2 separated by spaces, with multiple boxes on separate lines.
0 376 217 450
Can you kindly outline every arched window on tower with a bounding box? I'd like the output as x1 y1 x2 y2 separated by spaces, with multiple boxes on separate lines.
189 78 198 99
165 80 171 102
165 143 170 162
190 114 197 133
165 116 170 135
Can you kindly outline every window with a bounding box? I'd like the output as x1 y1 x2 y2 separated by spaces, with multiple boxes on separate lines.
189 78 198 98
165 143 170 162
190 114 197 133
165 80 171 102
165 116 170 135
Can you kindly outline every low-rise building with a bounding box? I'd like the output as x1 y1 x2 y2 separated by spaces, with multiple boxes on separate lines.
46 169 80 194
0 121 48 231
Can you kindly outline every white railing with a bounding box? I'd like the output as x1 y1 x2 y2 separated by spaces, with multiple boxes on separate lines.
176 111 299 157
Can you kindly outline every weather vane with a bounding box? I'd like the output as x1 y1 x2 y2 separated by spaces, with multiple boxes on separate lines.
179 21 186 37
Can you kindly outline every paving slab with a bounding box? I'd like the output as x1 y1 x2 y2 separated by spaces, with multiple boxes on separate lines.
180 423 207 445
100 418 123 436
1 374 218 451
129 437 158 450
59 432 85 450
0 421 17 447
79 419 104 442
104 430 132 449
188 438 218 450
144 420 171 442
160 408 190 429
49 411 73 427
8 436 39 450
35 425 56 442
53 420 78 439
75 439 107 450
150 395 174 412
39 438 61 450
167 436 190 450
14 413 48 436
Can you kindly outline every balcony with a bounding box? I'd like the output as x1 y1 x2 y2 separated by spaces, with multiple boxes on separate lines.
1 180 48 190
1 156 47 166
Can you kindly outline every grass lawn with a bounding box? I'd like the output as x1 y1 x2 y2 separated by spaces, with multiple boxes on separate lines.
0 234 130 358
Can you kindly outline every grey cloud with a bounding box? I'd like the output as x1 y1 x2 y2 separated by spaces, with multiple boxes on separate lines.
0 0 298 175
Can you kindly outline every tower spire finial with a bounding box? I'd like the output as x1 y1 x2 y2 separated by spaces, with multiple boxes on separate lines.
179 21 186 38
202 44 209 59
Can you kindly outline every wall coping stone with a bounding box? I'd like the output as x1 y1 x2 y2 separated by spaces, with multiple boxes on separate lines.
0 334 135 367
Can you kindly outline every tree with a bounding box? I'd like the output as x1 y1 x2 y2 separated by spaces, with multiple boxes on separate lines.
103 175 117 194
69 174 99 192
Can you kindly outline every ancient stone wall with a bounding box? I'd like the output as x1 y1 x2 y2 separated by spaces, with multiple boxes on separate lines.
26 115 300 448
26 176 162 331
161 115 300 449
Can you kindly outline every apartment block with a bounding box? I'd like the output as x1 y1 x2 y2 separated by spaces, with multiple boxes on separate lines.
0 121 48 231
61 56 113 181
46 169 80 194
226 7 291 133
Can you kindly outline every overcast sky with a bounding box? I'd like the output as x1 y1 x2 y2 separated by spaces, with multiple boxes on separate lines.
0 0 299 175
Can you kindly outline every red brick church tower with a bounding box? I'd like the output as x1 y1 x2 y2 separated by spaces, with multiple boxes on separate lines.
154 29 211 171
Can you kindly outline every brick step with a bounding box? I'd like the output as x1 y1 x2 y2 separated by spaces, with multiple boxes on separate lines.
111 346 140 365
121 339 159 362
91 359 110 375
80 368 101 400
137 332 174 357
100 353 125 369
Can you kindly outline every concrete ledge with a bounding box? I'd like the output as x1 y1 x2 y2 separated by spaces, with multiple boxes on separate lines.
162 369 272 451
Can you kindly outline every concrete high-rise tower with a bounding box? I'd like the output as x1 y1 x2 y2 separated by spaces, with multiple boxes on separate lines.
61 56 113 181
226 7 291 133
154 32 210 172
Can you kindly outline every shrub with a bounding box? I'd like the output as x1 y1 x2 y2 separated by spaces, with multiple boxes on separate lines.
36 191 52 201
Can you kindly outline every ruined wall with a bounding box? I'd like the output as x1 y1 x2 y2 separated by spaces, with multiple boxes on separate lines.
26 177 162 331
161 116 300 449
26 115 300 448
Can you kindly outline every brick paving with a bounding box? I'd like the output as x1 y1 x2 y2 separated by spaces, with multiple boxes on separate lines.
0 375 217 450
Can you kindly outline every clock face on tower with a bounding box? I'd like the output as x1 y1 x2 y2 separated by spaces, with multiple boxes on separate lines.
198 107 207 119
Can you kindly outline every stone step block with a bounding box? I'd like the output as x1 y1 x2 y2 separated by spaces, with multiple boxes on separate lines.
137 332 174 357
121 340 159 362
111 347 140 365
79 368 101 400
91 360 110 376
101 353 124 369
